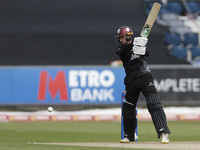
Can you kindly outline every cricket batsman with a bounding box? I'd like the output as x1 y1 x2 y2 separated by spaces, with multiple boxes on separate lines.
115 26 171 144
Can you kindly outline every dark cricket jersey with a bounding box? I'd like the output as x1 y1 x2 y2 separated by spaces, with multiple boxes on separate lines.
116 43 150 85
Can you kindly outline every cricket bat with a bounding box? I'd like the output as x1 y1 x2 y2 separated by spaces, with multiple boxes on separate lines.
140 2 161 38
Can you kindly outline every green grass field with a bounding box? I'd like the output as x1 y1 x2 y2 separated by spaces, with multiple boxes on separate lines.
0 121 200 150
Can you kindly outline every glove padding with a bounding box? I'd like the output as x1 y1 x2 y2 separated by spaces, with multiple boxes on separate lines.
132 45 146 55
133 37 148 47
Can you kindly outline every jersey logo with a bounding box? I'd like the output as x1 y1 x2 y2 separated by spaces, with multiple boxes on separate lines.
130 53 139 61
149 82 154 86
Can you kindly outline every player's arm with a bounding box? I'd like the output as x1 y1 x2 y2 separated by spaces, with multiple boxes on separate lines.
116 44 133 57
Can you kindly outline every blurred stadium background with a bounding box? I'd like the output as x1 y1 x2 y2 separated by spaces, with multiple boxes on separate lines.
0 0 200 122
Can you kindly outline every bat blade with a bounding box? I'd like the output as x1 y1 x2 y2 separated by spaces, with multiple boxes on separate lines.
140 2 161 38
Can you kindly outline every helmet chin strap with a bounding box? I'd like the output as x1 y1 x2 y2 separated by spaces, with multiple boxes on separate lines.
126 34 133 45
126 38 132 45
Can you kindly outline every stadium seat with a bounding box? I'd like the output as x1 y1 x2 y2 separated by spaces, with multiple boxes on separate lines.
164 33 182 45
162 13 179 22
192 56 200 66
191 45 200 58
169 20 184 27
186 1 200 13
167 1 183 14
148 1 162 8
148 1 156 8
147 1 163 16
171 45 187 59
169 26 190 34
159 8 171 17
169 26 191 40
184 33 199 46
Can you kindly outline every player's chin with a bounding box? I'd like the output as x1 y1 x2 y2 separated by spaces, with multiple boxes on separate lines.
121 42 130 46
127 41 133 45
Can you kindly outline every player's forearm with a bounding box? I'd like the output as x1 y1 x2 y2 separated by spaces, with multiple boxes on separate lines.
116 44 133 57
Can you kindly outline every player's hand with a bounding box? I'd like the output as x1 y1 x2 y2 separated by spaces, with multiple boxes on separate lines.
132 45 146 55
133 37 148 47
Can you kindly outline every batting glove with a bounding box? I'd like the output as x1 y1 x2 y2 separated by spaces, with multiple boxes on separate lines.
133 37 148 47
132 45 146 55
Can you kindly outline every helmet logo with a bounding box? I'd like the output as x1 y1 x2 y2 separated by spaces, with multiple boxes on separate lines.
117 29 120 34
126 28 130 32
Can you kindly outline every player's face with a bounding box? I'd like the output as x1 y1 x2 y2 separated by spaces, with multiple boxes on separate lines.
119 36 132 45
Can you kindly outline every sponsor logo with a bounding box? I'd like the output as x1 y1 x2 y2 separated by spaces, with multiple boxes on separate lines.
159 128 164 132
154 78 200 92
38 71 68 100
38 69 116 103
